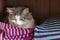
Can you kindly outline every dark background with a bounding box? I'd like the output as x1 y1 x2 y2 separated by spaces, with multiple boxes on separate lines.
0 0 60 25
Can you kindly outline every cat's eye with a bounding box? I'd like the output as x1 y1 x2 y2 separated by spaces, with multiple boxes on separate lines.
20 18 25 21
11 18 16 20
12 19 16 20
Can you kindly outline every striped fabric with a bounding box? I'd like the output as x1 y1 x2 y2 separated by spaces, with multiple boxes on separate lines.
0 22 34 40
34 17 60 40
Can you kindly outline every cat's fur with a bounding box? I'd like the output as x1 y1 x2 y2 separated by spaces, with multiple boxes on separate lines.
7 7 35 28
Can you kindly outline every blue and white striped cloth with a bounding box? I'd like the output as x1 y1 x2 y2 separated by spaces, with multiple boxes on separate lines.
34 17 60 40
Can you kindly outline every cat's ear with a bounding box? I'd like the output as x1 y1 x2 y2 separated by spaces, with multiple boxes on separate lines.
23 8 29 14
7 8 13 14
7 8 13 12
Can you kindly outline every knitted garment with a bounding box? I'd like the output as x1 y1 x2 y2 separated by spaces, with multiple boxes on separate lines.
0 22 34 40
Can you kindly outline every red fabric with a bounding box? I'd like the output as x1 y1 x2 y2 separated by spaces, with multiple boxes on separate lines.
0 22 34 40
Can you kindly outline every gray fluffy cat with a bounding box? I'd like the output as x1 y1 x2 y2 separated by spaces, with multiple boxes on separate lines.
7 7 35 28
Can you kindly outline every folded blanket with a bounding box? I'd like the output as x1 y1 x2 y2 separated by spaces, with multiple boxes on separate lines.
0 22 34 40
34 17 60 40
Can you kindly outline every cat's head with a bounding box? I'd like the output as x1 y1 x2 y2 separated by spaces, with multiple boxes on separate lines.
7 7 33 27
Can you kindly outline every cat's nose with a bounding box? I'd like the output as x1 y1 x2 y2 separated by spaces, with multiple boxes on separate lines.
16 21 23 25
